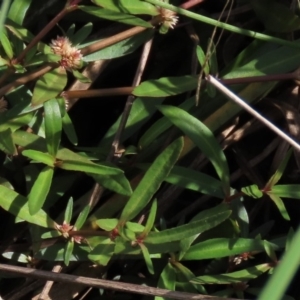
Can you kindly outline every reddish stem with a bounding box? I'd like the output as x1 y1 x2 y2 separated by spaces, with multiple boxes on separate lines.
181 0 206 10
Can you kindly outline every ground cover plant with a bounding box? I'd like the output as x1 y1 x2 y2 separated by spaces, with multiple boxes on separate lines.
1 0 300 299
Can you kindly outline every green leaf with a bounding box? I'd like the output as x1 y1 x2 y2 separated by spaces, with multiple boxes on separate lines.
43 98 62 157
0 185 55 228
79 6 152 28
242 184 263 199
266 192 290 221
145 206 231 244
155 263 176 300
72 69 92 83
31 67 67 106
140 199 157 236
158 105 230 196
64 197 73 224
119 137 183 223
22 150 55 166
56 148 123 176
99 96 162 148
71 22 93 45
182 238 269 260
41 230 61 239
5 19 34 43
0 30 14 59
258 225 300 300
74 205 90 230
192 263 271 284
8 0 32 25
88 237 114 266
138 96 195 149
173 262 205 294
265 149 292 189
91 172 132 196
271 184 300 199
82 29 154 61
251 0 300 33
264 240 277 262
126 221 145 232
133 76 197 97
92 0 158 15
164 166 224 198
2 252 29 263
140 243 154 274
0 128 17 155
28 166 54 215
196 45 209 75
35 243 89 261
64 240 74 266
96 218 118 231
62 112 78 145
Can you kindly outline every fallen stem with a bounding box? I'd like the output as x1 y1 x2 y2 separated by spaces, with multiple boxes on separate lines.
0 263 238 300
207 75 300 151
144 0 300 49
63 87 133 99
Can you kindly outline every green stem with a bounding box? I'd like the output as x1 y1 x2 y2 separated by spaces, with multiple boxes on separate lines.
144 0 300 49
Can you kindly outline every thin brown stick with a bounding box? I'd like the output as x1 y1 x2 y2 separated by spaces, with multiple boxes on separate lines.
0 63 55 97
38 264 62 300
0 263 238 300
63 87 133 99
108 38 154 160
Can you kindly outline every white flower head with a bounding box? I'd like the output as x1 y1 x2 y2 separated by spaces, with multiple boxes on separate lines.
157 7 179 29
50 36 82 70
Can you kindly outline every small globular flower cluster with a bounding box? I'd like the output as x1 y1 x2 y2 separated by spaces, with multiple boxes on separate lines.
50 36 82 70
157 7 179 29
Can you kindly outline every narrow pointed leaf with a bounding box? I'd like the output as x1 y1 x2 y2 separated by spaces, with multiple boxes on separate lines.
265 149 292 188
259 225 300 300
28 166 54 215
242 184 263 199
71 22 93 45
44 98 62 157
133 76 197 97
119 137 183 223
140 243 154 274
91 172 132 196
191 264 270 284
164 166 224 198
64 240 74 266
141 199 157 236
196 45 209 75
145 207 231 244
74 205 90 230
0 185 56 228
79 6 152 28
266 192 290 221
158 105 230 196
156 263 176 300
0 128 17 155
92 0 158 15
8 0 32 25
271 184 300 199
64 197 73 224
96 218 118 231
31 68 67 106
0 30 14 59
56 148 123 176
62 112 78 145
182 238 269 260
22 150 55 166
